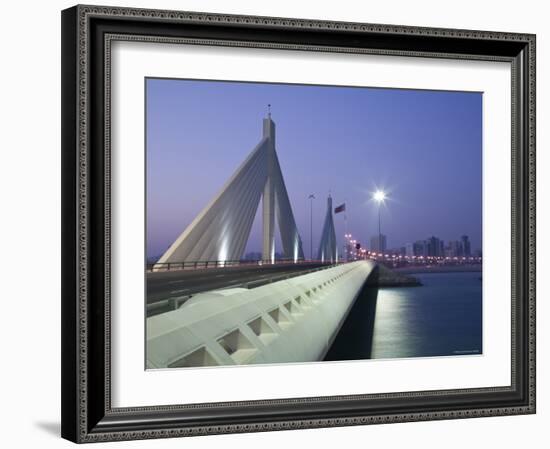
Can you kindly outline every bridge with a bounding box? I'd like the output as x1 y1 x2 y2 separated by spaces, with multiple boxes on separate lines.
146 261 332 317
154 111 306 266
147 113 375 368
147 260 375 368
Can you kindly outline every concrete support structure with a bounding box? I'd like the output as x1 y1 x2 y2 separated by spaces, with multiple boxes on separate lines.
147 261 375 368
155 114 304 265
317 195 338 263
262 116 276 262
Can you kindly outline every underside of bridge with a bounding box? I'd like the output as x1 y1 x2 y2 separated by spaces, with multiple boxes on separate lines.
156 114 304 264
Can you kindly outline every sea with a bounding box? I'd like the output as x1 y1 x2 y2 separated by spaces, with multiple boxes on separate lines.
324 271 483 361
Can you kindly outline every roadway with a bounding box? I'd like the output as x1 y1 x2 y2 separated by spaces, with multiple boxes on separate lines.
146 262 330 305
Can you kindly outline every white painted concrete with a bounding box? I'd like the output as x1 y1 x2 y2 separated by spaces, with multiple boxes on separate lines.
147 260 375 368
155 115 305 266
317 195 338 262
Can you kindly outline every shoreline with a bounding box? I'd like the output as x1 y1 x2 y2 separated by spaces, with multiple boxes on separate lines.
366 264 422 288
392 265 482 275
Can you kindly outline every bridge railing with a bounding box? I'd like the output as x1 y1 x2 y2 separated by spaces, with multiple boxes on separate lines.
146 262 340 317
146 261 376 368
146 258 337 273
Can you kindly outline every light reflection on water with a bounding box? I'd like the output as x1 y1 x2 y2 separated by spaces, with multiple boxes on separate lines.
370 289 417 358
325 271 482 361
371 272 482 359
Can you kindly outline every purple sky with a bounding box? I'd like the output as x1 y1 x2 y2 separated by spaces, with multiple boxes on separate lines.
146 78 482 259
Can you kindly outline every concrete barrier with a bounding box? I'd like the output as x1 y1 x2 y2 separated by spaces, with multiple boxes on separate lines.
146 260 375 369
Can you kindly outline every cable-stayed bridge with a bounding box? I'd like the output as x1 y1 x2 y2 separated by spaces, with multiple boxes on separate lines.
155 113 304 267
318 194 338 263
147 114 375 368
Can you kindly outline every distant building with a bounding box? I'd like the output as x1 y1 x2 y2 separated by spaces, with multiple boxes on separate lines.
426 236 443 257
344 242 353 261
461 235 471 257
370 234 387 253
413 240 427 256
445 240 464 257
402 235 475 260
445 241 458 258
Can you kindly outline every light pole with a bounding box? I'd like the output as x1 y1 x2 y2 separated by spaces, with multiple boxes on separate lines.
373 190 386 253
308 194 315 260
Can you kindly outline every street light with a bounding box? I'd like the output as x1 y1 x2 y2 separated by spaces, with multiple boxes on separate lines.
308 194 315 260
374 190 386 203
373 190 386 253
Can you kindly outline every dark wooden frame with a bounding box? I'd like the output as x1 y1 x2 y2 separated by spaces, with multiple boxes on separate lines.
61 4 536 443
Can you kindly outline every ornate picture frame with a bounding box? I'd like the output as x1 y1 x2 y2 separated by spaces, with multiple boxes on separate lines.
61 4 536 443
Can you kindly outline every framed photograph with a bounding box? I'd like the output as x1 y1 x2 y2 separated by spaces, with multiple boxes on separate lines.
61 4 536 443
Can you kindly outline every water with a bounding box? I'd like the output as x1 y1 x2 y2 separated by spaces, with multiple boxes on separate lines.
325 272 482 361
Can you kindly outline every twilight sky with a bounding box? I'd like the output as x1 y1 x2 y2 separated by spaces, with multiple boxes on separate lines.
146 78 482 260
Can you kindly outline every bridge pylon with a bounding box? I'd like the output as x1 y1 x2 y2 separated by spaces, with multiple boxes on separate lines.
155 114 304 266
317 195 338 263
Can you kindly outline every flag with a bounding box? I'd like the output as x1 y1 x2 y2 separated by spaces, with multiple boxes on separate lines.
334 203 346 214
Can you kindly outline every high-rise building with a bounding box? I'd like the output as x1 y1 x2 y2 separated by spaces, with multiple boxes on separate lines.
447 240 464 257
427 236 443 257
413 240 426 256
461 235 471 257
370 234 387 253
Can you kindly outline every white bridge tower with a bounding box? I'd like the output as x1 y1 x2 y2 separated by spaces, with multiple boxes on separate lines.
155 113 304 265
317 195 338 263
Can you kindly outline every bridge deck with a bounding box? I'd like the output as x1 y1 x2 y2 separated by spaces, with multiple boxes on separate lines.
147 261 375 368
147 262 330 305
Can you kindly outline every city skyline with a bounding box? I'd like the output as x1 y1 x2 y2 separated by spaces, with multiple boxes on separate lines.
365 232 476 254
146 78 482 261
